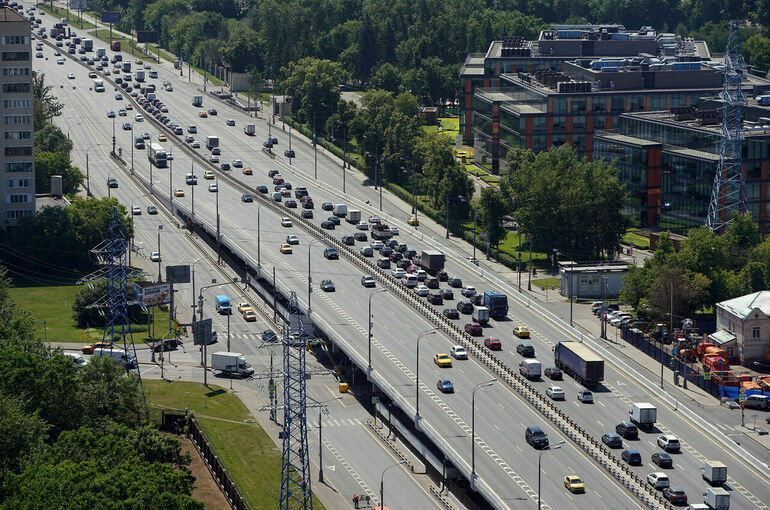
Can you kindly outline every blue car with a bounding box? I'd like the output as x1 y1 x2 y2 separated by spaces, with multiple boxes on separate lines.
107 110 115 118
437 378 454 393
257 185 268 193
262 330 278 343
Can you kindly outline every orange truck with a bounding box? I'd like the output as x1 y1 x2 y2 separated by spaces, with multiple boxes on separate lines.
110 40 121 51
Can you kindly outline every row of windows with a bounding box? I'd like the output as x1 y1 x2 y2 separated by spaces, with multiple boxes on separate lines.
3 115 31 125
5 209 32 220
1 52 30 62
4 130 31 140
2 83 30 93
7 194 31 204
1 66 30 77
5 178 31 188
0 36 29 45
4 161 33 172
4 146 32 157
2 98 31 109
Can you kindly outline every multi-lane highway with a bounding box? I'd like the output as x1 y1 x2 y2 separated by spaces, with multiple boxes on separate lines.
29 8 769 509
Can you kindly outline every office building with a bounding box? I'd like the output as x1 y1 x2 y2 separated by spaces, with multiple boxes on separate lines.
712 291 770 365
1 6 35 227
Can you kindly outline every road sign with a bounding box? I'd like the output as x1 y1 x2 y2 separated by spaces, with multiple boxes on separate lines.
166 264 190 283
739 394 747 402
101 11 121 23
603 301 609 306
704 372 711 380
740 387 746 394
372 396 380 405
192 318 212 346
571 296 577 302
672 348 679 355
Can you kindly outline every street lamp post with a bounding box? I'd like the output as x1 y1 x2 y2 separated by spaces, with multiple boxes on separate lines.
380 460 407 510
128 193 150 266
538 441 565 510
168 149 173 202
553 249 574 326
367 288 388 374
257 205 262 268
415 329 437 419
307 239 324 312
314 395 342 483
197 279 239 386
471 379 496 485
157 225 163 282
111 116 116 154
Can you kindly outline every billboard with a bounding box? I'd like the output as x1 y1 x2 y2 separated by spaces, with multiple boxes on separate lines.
101 11 121 24
166 264 190 284
133 282 171 307
71 0 88 10
136 31 158 43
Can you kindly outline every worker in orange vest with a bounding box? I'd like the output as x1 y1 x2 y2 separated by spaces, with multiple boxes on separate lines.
353 493 359 508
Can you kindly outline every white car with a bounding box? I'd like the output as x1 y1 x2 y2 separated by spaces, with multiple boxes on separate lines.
191 140 200 148
656 435 681 452
450 345 468 359
646 472 669 490
208 183 218 192
135 114 143 122
67 72 75 79
357 221 369 230
391 268 406 278
144 63 151 69
371 240 384 250
226 119 235 126
187 125 197 133
390 226 399 236
150 251 161 262
461 285 476 297
609 313 633 326
131 206 141 215
56 57 65 64
546 385 565 400
281 217 292 227
414 284 429 297
210 155 220 163
233 159 243 168
286 234 299 245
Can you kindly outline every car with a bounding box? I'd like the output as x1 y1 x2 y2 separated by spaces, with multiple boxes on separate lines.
114 92 123 100
371 240 384 251
647 472 669 490
324 248 339 260
285 199 297 208
208 183 218 193
602 433 623 448
357 221 369 230
461 285 476 297
392 268 406 278
107 110 116 118
425 277 439 289
81 341 111 354
434 353 452 368
616 422 638 439
256 185 268 194
448 277 462 288
286 234 299 245
621 449 642 465
226 119 235 126
302 210 313 219
198 111 208 118
131 206 142 215
241 193 253 203
281 217 292 227
414 284 429 297
135 114 143 122
262 330 278 343
656 435 680 452
147 206 157 215
484 337 502 350
397 259 411 269
427 291 443 305
237 302 252 314
35 51 43 58
516 343 535 357
126 103 133 110
220 163 231 171
158 134 167 142
321 220 335 229
464 322 482 335
390 226 399 236
361 275 376 287
544 367 562 380
242 166 252 175
438 288 454 300
284 149 296 158
322 202 334 211
546 385 565 400
142 132 150 140
119 109 128 117
577 390 593 403
525 426 549 449
320 279 335 292
513 326 530 338
563 475 585 494
54 50 61 56
407 214 419 226
662 487 687 505
449 345 467 359
122 122 131 130
443 308 460 320
150 251 161 262
456 300 473 314
280 243 293 254
173 189 185 197
209 155 220 164
651 452 673 468
107 178 118 188
328 215 340 225
436 378 454 393
208 108 217 115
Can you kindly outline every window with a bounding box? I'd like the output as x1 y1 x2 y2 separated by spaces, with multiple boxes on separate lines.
554 97 567 114
4 130 32 140
572 97 586 113
753 327 760 339
553 116 566 132
533 116 546 133
1 36 29 45
5 210 32 220
5 161 33 172
5 178 31 188
2 66 30 77
650 95 664 110
7 194 31 204
572 115 586 130
4 146 33 157
611 96 625 112
1 52 30 62
594 114 606 129
2 83 30 93
2 98 31 109
3 115 31 125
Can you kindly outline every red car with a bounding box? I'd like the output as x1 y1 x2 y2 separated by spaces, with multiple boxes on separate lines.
484 337 502 350
426 277 439 289
464 322 482 336
301 210 313 219
126 103 133 110
437 270 448 282
406 265 420 273
397 259 411 269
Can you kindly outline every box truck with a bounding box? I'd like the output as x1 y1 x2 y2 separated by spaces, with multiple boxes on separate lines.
206 135 219 150
93 79 105 92
701 461 727 486
629 402 657 430
147 143 168 168
192 95 203 107
419 250 445 274
83 38 93 51
243 123 255 136
135 69 145 82
702 487 729 510
346 210 362 224
472 306 490 325
211 352 254 377
554 341 605 386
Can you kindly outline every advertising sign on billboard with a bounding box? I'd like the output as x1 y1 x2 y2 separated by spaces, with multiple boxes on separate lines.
133 282 171 307
101 11 121 24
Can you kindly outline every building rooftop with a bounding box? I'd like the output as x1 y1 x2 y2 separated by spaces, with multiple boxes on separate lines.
622 108 770 139
718 291 770 320
0 6 27 22
594 131 662 148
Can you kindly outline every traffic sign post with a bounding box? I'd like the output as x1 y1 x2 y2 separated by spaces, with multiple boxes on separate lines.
704 372 711 380
372 396 380 428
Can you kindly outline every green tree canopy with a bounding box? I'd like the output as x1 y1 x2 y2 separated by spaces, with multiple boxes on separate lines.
282 57 344 133
32 72 64 129
35 151 84 196
35 124 73 154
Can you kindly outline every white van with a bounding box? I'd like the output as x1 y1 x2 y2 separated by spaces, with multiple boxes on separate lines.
64 352 88 368
743 394 769 410
404 274 418 288
93 347 137 368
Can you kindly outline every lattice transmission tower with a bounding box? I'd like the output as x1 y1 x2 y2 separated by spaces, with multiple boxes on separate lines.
279 292 313 510
707 20 748 231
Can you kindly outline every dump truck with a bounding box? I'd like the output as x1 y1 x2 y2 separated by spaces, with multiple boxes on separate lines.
701 461 727 486
629 402 657 430
554 341 605 386
419 250 445 274
110 40 121 51
211 352 254 377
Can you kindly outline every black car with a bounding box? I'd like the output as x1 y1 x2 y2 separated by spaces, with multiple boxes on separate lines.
621 449 642 466
321 220 335 229
282 182 292 190
616 422 639 439
257 185 268 193
151 338 182 352
285 199 297 208
448 277 462 288
516 343 535 357
268 169 280 178
456 300 473 314
427 292 443 305
241 193 253 203
284 149 295 158
651 452 673 468
147 206 158 215
404 249 418 260
327 215 340 225
320 279 335 292
322 202 334 211
439 288 454 300
525 426 549 449
323 248 339 260
208 108 217 115
262 330 278 343
601 433 623 449
442 308 459 319
396 243 408 253
544 367 563 380
662 487 687 505
302 210 313 219
342 235 355 246
380 246 393 257
354 232 367 242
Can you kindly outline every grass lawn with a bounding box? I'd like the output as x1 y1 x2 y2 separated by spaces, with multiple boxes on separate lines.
423 117 459 141
8 281 175 344
144 380 326 510
38 5 95 29
622 231 651 250
532 277 560 289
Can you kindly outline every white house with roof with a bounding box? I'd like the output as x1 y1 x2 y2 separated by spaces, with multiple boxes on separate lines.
712 291 770 366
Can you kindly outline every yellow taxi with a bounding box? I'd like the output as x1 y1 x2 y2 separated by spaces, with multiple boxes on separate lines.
158 134 167 142
243 166 253 175
88 71 97 78
173 188 185 197
408 214 419 226
243 309 257 322
280 243 293 254
563 475 585 494
433 353 453 368
136 59 144 64
204 170 215 180
237 302 252 314
198 111 208 118
513 326 530 338
81 341 110 354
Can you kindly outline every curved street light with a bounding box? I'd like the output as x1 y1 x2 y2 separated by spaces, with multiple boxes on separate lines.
380 460 408 509
471 379 496 485
367 287 388 374
415 328 437 419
